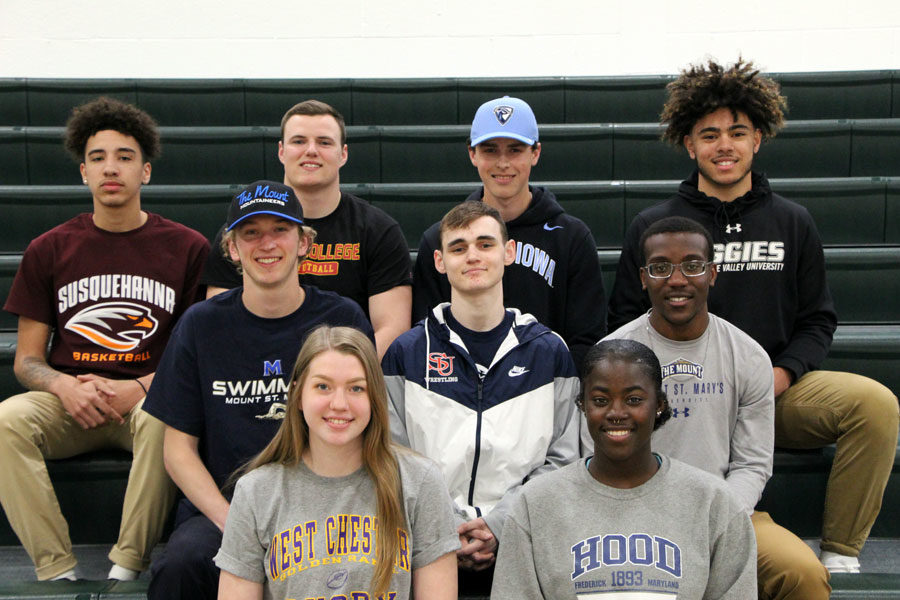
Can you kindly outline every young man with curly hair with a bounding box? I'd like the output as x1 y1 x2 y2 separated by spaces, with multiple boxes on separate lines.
607 59 899 583
0 97 210 581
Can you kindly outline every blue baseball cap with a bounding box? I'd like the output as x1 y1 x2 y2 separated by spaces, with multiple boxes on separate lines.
470 96 539 147
226 180 304 231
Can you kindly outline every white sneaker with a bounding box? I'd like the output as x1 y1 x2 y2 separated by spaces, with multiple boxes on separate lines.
820 550 861 573
108 564 140 581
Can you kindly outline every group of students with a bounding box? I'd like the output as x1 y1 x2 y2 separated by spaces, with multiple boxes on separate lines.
1 57 898 599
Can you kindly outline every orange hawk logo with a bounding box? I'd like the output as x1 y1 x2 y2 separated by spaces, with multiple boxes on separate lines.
64 302 159 352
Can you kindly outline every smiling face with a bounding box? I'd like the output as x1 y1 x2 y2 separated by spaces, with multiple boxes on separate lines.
300 350 371 458
278 114 348 194
469 138 540 213
80 129 151 211
641 231 717 341
683 107 762 202
582 357 663 479
434 215 515 296
228 215 307 290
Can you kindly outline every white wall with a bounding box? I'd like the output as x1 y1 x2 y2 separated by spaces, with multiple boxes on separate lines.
1 0 898 78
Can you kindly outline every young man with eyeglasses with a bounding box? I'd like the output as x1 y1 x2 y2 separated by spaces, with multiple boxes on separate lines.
607 58 898 577
603 215 830 599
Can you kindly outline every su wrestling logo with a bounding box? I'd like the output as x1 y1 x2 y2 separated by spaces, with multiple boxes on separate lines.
64 302 158 352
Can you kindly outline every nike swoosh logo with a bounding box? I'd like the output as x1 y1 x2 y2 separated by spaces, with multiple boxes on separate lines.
508 366 530 377
543 223 563 231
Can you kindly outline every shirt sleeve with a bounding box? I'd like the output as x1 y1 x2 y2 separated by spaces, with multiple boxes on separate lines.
214 475 267 583
704 508 758 599
407 457 462 570
381 343 412 447
490 494 544 600
200 226 242 290
4 237 56 324
411 225 450 323
607 215 652 332
727 343 775 513
364 219 412 297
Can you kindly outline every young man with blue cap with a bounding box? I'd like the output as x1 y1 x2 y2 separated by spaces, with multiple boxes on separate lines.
142 181 373 599
412 96 606 371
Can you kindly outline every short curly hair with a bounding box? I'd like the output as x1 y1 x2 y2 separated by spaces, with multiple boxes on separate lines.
64 97 161 162
660 58 787 147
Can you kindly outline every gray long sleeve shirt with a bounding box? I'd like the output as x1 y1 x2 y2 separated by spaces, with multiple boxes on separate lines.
596 312 775 513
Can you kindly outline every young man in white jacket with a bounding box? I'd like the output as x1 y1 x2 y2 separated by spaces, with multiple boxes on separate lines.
383 200 579 592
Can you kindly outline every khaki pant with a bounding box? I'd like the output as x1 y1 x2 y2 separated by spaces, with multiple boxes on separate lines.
754 511 830 599
0 391 176 580
775 370 899 556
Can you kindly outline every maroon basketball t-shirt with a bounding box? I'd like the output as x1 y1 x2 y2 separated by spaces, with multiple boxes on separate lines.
5 212 209 379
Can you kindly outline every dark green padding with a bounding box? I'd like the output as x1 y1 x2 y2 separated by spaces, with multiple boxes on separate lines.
0 127 29 185
887 178 900 243
826 248 900 324
774 70 894 120
538 124 615 181
564 75 673 124
25 79 137 126
775 177 888 245
379 125 471 183
754 120 852 178
894 70 900 118
0 578 108 598
0 79 27 125
611 123 695 180
457 77 565 125
152 127 266 186
135 79 244 127
851 119 900 177
350 79 458 126
243 79 353 127
0 185 94 252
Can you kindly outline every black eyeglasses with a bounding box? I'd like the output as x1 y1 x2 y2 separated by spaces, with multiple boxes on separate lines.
643 260 711 279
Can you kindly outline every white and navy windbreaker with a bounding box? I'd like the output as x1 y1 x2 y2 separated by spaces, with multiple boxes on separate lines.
381 304 580 539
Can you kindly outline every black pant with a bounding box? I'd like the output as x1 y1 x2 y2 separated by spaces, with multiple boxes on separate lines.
148 502 222 600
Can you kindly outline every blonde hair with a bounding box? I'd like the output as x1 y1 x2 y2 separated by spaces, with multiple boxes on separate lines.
240 326 403 597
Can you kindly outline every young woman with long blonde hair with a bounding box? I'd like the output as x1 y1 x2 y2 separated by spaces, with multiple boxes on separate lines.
215 326 458 599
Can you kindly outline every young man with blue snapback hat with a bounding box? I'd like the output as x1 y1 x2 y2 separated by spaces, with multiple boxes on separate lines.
142 180 373 599
412 96 606 371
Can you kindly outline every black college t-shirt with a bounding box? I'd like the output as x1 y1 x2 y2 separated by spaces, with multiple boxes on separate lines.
201 193 411 318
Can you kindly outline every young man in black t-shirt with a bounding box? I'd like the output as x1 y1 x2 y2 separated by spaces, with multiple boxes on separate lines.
144 181 373 599
201 100 410 358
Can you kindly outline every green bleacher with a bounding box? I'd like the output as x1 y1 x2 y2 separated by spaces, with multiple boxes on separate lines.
1 73 899 597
